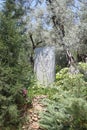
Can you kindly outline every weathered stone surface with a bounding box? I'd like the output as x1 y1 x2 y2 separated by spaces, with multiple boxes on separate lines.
34 46 55 86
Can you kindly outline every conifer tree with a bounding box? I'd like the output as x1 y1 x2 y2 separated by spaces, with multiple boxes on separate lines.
0 0 31 128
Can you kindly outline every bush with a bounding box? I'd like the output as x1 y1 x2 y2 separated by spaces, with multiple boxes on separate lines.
39 68 87 130
39 97 87 130
78 62 87 81
28 84 57 100
0 1 32 128
0 65 31 128
56 67 69 81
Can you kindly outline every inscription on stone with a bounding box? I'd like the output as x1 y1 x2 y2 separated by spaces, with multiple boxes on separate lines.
34 46 55 86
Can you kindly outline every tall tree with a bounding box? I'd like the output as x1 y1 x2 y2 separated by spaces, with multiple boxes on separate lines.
62 0 87 63
40 0 80 73
33 0 87 66
0 0 31 128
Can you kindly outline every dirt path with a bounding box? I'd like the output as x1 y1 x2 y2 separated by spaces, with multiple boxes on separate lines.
22 95 47 130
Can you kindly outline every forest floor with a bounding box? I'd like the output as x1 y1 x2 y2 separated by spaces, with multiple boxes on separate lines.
22 95 47 130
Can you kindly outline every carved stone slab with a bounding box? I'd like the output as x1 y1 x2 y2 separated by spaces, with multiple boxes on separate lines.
34 46 55 86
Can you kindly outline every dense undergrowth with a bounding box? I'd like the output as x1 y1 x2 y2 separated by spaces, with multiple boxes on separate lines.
0 2 33 129
37 62 87 130
1 61 87 130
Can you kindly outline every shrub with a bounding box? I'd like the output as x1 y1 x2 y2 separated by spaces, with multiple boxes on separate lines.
39 68 87 130
0 65 31 129
56 67 69 81
39 97 87 130
78 62 87 81
0 1 32 128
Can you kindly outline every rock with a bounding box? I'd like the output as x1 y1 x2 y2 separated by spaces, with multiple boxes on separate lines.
22 126 26 129
34 105 43 111
34 114 38 118
28 109 33 113
34 46 55 86
32 117 38 122
31 122 39 129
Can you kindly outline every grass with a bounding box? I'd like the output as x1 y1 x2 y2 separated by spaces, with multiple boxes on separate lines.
28 84 57 100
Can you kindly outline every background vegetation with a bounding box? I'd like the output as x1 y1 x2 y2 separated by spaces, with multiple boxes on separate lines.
0 0 87 130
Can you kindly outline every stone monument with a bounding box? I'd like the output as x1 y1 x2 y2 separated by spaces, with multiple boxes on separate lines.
34 46 55 86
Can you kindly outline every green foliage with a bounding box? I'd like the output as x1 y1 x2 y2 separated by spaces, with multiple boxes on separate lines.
40 96 87 130
78 62 87 81
56 67 69 81
28 84 57 100
39 68 87 130
56 65 62 73
78 62 87 72
0 0 32 129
